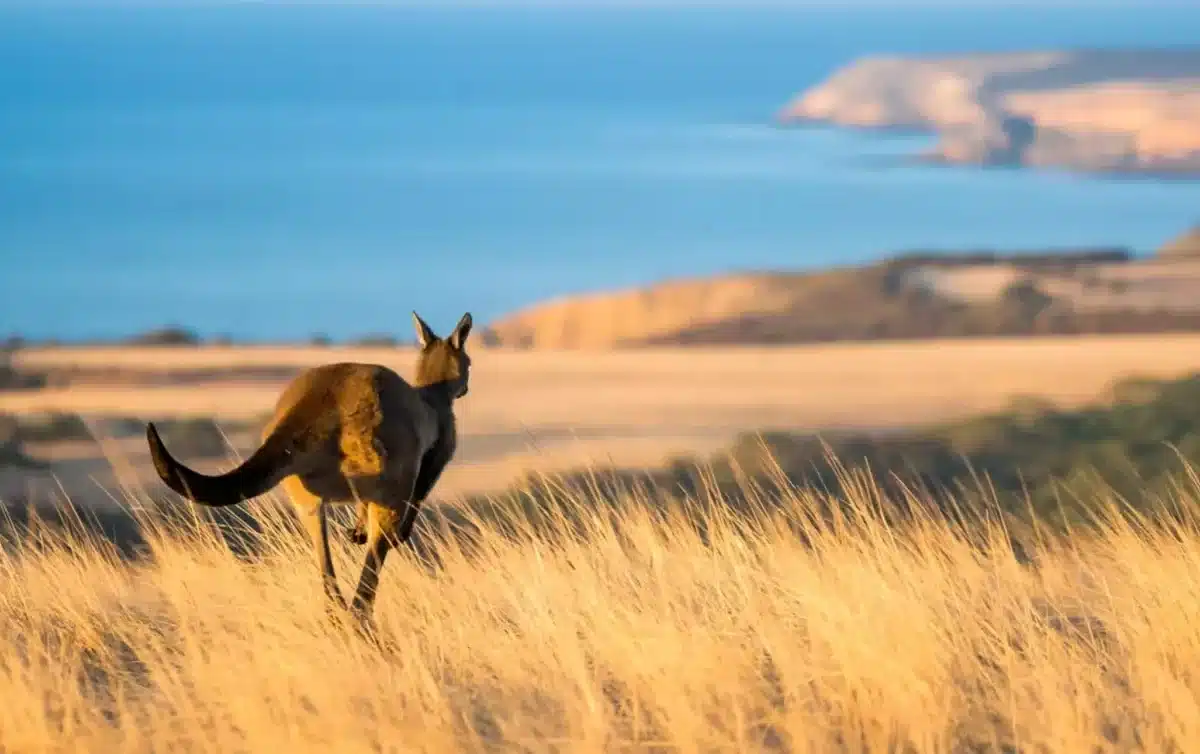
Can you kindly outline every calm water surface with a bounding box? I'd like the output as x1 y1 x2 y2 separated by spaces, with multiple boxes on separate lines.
0 6 1197 340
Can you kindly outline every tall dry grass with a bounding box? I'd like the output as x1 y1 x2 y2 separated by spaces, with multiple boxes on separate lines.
2 461 1200 753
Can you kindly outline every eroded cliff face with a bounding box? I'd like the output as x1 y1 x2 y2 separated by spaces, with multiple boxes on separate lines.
481 273 813 349
480 240 1200 349
1159 226 1200 259
779 50 1200 175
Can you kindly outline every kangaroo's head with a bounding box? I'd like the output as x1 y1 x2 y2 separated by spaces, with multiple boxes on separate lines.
412 311 474 399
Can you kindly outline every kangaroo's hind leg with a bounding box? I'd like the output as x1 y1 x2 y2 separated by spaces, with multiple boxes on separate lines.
350 471 418 623
348 499 368 545
283 476 345 611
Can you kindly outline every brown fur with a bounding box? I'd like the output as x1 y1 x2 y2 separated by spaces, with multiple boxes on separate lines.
145 311 473 622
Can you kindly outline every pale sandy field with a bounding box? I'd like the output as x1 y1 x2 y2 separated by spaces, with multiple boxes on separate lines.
6 333 1200 509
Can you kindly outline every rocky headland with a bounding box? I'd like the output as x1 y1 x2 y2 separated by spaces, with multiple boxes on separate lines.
777 49 1200 176
481 226 1200 349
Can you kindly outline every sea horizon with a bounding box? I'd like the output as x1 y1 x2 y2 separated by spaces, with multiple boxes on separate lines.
1 4 1197 342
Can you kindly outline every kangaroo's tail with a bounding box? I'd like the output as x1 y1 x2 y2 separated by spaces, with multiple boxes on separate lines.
146 422 294 507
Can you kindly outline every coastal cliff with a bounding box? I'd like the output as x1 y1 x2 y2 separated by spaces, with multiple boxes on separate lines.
482 237 1200 349
778 49 1200 175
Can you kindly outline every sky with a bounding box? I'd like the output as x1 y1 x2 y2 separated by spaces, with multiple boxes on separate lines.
0 0 1186 7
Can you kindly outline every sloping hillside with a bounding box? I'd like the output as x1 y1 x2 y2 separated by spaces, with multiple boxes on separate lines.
481 272 817 349
483 245 1200 349
1160 225 1200 259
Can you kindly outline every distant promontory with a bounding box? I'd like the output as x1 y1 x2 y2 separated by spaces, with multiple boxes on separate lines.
481 228 1200 349
777 49 1200 176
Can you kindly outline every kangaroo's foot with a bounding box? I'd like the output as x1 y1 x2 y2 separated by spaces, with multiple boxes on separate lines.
348 604 380 644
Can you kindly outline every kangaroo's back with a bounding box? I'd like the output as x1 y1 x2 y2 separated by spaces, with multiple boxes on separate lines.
263 361 438 485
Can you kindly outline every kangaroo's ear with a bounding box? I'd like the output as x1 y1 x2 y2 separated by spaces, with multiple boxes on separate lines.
412 311 437 348
448 312 473 349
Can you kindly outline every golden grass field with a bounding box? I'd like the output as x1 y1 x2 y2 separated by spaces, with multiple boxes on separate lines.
2 335 1200 751
9 333 1200 507
3 460 1200 754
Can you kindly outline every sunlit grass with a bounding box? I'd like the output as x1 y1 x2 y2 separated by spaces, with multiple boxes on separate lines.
2 453 1200 754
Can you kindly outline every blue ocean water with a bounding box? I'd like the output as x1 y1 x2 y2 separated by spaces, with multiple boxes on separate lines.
0 5 1197 342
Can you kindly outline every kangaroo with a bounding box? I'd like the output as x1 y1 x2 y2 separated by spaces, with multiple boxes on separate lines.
145 311 473 622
